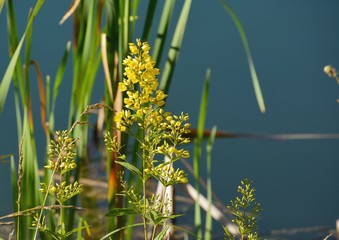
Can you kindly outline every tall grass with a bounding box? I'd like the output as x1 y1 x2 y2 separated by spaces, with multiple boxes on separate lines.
0 0 265 239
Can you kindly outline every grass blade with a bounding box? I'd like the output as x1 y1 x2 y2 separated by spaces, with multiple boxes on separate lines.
141 0 158 40
205 126 217 240
0 33 26 112
219 0 266 113
152 0 175 65
159 0 192 94
193 69 211 238
0 0 45 112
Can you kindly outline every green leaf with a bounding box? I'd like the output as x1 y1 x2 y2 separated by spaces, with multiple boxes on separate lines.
99 223 144 240
115 160 143 179
105 208 138 217
219 0 266 113
154 225 170 240
63 226 89 238
0 32 26 112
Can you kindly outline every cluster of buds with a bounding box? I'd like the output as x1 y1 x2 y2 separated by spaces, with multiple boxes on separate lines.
41 130 82 204
145 163 188 186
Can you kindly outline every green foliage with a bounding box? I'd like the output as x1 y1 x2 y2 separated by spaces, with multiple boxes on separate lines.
224 178 262 240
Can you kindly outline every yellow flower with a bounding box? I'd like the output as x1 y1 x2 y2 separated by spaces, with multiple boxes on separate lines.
129 43 138 55
119 82 127 91
141 42 151 53
114 112 124 123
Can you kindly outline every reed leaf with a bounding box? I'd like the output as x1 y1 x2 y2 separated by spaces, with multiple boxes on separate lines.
141 0 158 40
152 0 175 65
219 0 266 113
0 29 25 112
205 126 217 240
0 0 44 112
193 69 211 238
159 0 192 94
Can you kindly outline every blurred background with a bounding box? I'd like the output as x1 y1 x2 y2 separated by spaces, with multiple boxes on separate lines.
1 0 339 238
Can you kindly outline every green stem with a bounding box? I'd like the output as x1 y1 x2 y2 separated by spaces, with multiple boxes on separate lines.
142 119 148 240
143 179 147 240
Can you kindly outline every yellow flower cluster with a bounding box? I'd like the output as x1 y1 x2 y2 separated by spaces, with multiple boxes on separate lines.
118 39 165 111
111 39 191 188
115 39 168 132
42 130 83 204
46 130 77 175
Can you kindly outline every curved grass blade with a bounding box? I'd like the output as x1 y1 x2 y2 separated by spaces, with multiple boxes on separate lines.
99 223 144 240
59 0 80 25
0 33 25 112
159 0 192 94
101 34 113 102
219 0 266 113
0 0 45 112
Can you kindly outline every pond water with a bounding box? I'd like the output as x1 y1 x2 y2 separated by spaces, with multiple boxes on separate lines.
1 0 339 238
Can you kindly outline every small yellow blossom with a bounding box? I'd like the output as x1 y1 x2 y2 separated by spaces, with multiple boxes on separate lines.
119 82 127 91
129 43 138 54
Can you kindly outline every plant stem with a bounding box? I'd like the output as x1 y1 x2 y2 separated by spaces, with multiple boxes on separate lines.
142 119 148 240
143 179 147 240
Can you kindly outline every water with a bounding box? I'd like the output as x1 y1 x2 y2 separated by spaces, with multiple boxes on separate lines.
1 0 339 238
